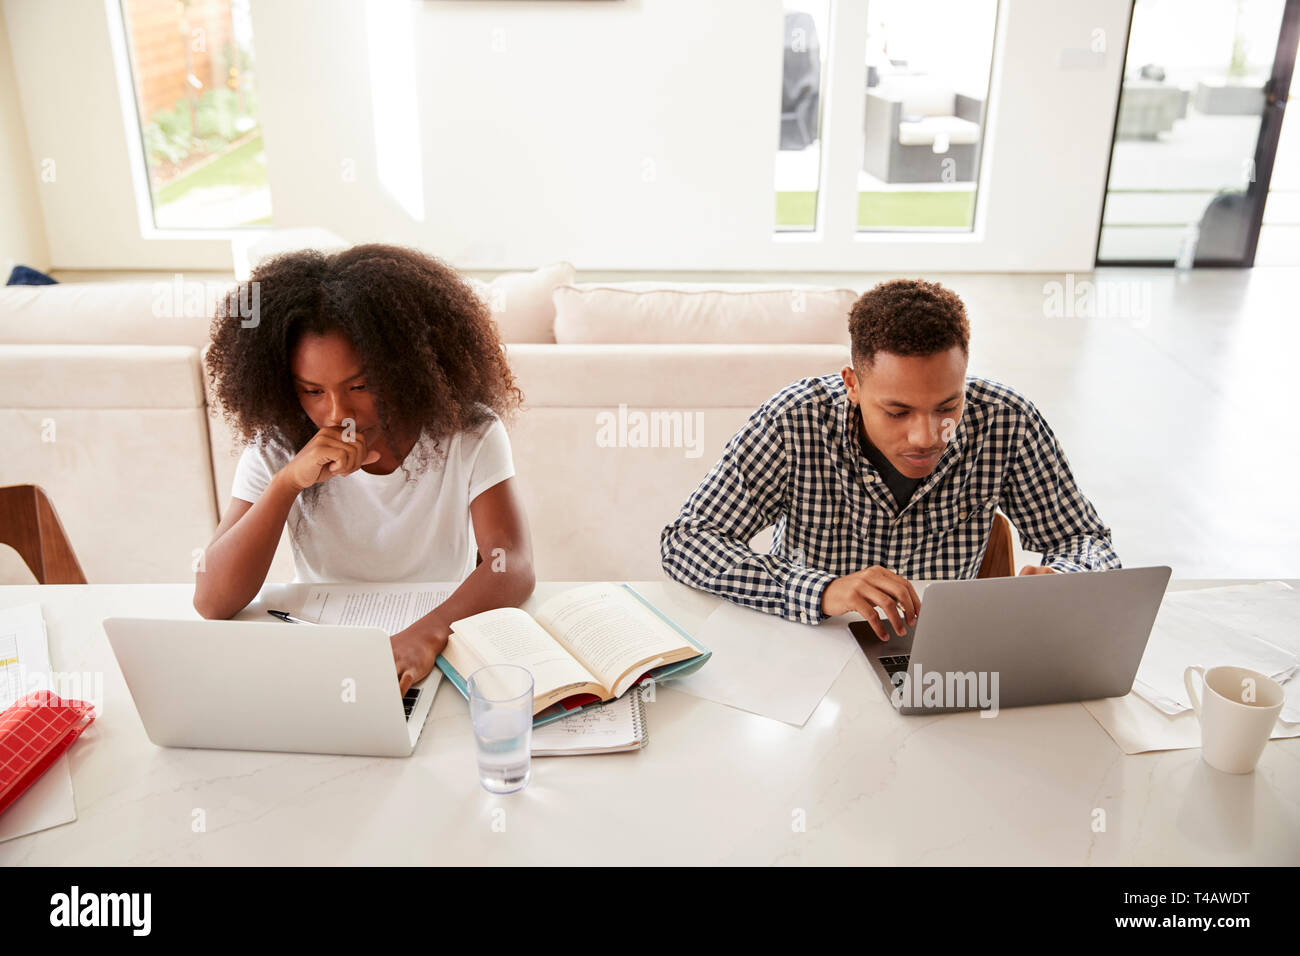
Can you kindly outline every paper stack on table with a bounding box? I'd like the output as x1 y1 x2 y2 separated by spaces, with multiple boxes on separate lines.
0 603 80 843
1084 582 1300 754
1132 581 1300 718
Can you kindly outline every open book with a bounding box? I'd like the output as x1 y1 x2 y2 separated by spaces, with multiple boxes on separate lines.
440 583 708 723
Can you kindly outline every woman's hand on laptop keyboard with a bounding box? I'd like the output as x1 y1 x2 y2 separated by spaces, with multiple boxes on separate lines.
391 624 449 697
820 566 920 641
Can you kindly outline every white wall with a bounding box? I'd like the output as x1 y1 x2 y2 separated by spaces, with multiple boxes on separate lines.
0 0 49 273
4 0 1131 273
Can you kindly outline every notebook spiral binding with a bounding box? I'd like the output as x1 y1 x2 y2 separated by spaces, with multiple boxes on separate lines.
632 683 649 750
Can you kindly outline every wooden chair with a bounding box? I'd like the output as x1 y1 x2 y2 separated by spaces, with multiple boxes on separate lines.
0 485 87 584
977 511 1015 579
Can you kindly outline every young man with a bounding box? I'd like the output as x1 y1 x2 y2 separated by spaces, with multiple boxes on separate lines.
660 278 1120 641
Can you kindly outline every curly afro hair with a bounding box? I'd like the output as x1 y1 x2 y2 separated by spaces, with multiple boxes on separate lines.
848 278 970 367
205 243 522 490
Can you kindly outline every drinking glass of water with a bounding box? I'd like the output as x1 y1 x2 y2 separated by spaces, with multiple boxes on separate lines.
467 664 534 794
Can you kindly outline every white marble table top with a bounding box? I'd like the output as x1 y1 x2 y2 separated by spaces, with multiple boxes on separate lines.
0 578 1296 865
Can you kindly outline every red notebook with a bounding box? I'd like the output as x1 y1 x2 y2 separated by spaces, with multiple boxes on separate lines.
0 691 96 817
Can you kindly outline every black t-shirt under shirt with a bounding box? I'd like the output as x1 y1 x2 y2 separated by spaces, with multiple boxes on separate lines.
853 405 924 510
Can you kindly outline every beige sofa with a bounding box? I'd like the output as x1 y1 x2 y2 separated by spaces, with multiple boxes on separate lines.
0 267 852 585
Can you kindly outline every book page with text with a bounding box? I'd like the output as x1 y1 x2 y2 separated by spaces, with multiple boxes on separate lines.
534 584 695 694
451 607 602 703
298 584 456 635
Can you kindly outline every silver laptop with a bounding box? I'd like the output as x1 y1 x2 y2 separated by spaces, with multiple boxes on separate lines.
850 566 1171 715
103 617 441 757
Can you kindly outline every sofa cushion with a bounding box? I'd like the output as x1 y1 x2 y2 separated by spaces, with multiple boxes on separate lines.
0 344 205 407
505 342 852 407
552 282 854 345
0 344 216 583
502 343 851 580
0 281 219 348
466 261 575 344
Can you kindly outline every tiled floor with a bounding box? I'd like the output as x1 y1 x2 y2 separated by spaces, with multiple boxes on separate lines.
43 265 1300 581
951 268 1298 579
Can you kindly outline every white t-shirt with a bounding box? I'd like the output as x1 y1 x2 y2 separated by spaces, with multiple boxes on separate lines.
230 413 515 583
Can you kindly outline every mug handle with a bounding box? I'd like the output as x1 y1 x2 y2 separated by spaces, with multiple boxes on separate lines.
1184 665 1205 716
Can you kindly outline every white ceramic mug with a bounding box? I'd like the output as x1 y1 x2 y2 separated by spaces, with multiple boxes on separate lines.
1183 664 1284 774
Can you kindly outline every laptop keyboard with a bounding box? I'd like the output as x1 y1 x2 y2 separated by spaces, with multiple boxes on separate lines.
402 687 421 720
880 654 911 680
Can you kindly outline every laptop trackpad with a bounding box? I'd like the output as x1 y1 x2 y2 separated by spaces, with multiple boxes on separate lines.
848 618 916 656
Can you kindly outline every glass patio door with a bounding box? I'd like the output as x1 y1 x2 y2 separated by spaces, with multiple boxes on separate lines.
1097 0 1300 266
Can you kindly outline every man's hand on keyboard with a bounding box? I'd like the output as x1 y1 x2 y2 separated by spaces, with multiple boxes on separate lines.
821 565 920 641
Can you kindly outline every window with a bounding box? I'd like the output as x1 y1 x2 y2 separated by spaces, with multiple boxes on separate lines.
117 0 272 230
858 0 997 231
1259 66 1299 264
774 0 998 234
1097 0 1291 264
774 0 831 231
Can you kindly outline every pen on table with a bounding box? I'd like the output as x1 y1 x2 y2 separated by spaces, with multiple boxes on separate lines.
267 609 318 625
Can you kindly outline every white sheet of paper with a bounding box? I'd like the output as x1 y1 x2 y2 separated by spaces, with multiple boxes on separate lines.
670 600 857 726
297 584 456 634
1083 692 1300 755
0 603 79 843
1131 582 1300 719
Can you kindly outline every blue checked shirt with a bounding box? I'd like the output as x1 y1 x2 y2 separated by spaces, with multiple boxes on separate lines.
660 374 1121 624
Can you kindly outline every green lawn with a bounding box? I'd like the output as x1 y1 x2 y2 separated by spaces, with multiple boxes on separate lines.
776 190 976 229
154 134 271 226
153 149 969 231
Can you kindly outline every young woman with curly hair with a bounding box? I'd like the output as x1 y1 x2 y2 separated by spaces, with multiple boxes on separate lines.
195 243 535 694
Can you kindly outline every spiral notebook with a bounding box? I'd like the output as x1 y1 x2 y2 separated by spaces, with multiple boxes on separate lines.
530 690 648 756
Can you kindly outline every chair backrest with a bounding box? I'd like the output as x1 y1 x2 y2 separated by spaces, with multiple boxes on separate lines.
0 485 87 584
977 511 1015 579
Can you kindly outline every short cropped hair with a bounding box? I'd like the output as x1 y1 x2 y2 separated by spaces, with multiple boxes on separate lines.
847 278 970 367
